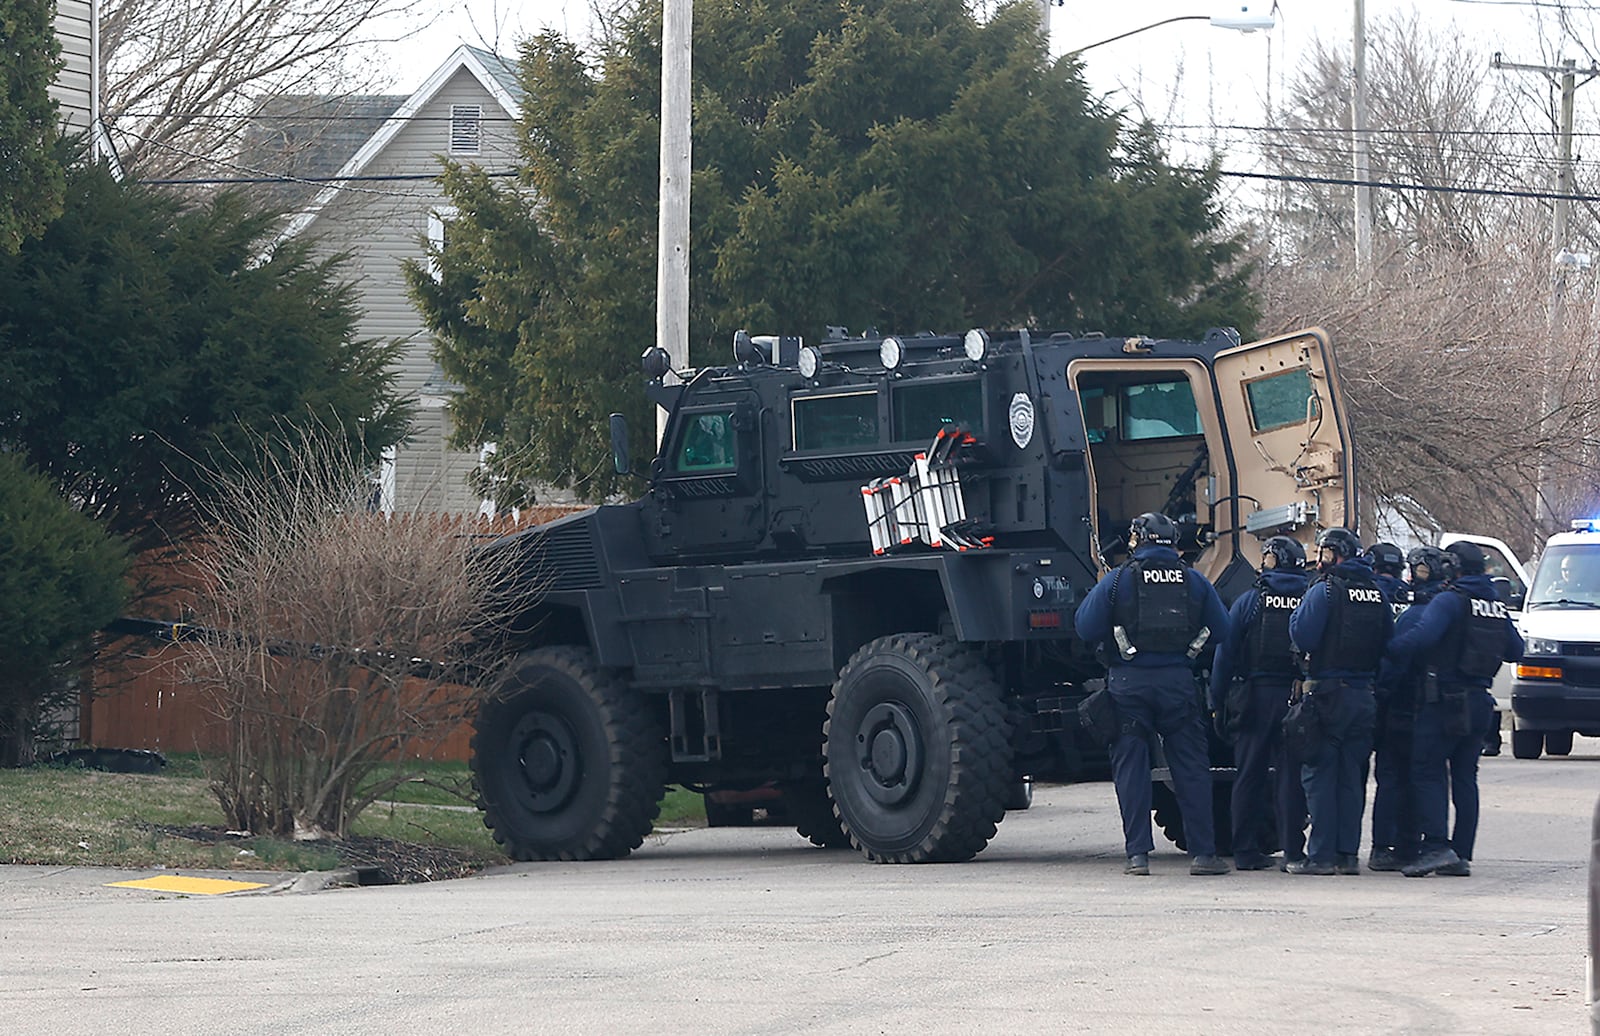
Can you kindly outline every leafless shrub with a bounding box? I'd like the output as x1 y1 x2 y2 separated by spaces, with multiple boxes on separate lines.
181 426 520 839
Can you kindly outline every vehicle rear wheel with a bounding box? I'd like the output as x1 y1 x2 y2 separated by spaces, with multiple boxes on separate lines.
1510 727 1544 760
471 647 666 861
1543 730 1574 756
824 633 1011 863
1152 779 1235 856
783 780 851 848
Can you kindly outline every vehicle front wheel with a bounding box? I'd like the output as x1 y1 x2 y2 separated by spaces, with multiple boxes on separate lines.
824 634 1011 863
1510 727 1544 760
471 647 666 861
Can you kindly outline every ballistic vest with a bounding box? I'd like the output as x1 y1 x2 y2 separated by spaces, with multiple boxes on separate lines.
1307 570 1389 676
1112 556 1203 655
1246 579 1304 676
1430 588 1511 684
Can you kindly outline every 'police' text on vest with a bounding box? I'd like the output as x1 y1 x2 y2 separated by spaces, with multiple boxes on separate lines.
1143 569 1185 584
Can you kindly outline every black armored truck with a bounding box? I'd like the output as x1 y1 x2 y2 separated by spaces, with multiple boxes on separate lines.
470 325 1356 863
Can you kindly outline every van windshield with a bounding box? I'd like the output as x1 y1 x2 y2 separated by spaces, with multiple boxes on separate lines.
1527 544 1600 608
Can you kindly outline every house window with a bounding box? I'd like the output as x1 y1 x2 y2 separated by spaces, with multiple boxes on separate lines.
450 105 482 155
425 206 456 280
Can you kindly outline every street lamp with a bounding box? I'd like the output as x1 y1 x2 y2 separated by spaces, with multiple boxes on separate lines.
1067 8 1275 56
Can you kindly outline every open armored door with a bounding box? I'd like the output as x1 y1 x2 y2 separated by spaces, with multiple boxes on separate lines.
1211 327 1355 559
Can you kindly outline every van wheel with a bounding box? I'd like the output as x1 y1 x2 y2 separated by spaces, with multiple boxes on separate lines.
824 634 1011 863
471 647 666 861
1543 730 1574 756
1510 727 1544 760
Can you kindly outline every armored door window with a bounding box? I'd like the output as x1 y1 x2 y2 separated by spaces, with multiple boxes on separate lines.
1244 367 1318 432
792 391 878 450
673 409 738 472
891 377 984 442
1121 379 1201 440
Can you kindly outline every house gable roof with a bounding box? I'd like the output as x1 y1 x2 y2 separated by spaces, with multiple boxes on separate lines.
280 45 522 240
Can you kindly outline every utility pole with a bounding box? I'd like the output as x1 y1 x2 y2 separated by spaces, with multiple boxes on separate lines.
1352 0 1372 272
1493 54 1599 533
656 0 692 442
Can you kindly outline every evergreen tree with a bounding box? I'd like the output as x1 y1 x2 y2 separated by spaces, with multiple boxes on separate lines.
0 162 411 551
0 0 66 251
409 0 1254 498
0 454 129 765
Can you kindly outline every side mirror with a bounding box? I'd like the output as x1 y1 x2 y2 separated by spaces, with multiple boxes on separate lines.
609 413 631 476
1491 575 1524 610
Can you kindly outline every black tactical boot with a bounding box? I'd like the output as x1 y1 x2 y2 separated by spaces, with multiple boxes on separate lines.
1233 851 1274 871
1401 845 1461 878
1367 847 1401 872
1434 858 1471 877
1124 853 1150 876
1285 858 1336 875
1335 853 1362 875
1190 854 1231 876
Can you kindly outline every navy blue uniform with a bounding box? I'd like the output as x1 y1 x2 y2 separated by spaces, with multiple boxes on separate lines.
1370 577 1444 864
1384 574 1523 863
1074 544 1232 858
1211 568 1311 864
1289 558 1394 866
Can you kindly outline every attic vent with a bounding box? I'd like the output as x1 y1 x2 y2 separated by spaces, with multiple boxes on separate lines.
450 105 482 154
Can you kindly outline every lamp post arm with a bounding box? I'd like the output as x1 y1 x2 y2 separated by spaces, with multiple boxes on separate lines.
1068 15 1209 56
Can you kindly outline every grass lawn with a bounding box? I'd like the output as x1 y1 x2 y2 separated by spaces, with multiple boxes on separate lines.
0 757 709 876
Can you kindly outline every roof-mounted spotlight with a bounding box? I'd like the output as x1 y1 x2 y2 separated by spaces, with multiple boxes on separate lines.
797 345 821 379
963 328 989 363
733 329 764 365
641 346 672 381
879 335 904 371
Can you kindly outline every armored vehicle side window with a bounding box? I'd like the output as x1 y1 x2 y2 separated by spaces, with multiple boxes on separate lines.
1245 367 1318 432
1081 387 1112 444
673 409 737 472
891 378 984 442
1121 379 1201 440
792 391 878 450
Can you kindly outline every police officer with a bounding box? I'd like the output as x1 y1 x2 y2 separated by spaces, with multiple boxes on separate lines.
1369 545 1452 871
1074 512 1233 877
1210 535 1311 871
1287 527 1394 875
1365 542 1410 615
1384 540 1524 877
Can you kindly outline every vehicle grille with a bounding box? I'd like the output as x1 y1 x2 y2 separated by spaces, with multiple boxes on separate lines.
1562 642 1600 656
527 521 603 591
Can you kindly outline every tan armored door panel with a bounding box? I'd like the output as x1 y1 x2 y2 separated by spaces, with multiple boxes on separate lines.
1211 327 1355 556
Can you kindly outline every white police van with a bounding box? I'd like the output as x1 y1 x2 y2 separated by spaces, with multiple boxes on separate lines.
1497 519 1600 758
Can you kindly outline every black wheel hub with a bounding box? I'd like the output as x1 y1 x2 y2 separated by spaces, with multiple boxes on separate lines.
856 701 922 806
511 710 580 812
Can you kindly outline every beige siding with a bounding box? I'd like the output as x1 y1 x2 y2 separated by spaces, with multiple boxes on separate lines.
305 67 521 515
51 0 94 138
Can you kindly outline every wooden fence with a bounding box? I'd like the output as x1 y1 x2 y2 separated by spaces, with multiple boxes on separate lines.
80 506 581 762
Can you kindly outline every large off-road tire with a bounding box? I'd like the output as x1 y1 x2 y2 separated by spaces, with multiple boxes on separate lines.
823 634 1012 863
1543 730 1574 756
470 647 666 861
1152 778 1235 856
783 779 852 848
1511 727 1544 760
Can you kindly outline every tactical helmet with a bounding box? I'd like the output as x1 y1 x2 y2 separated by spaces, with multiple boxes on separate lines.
1262 535 1307 571
1129 511 1179 548
1444 539 1488 576
1364 541 1405 576
1406 545 1452 584
1315 527 1362 561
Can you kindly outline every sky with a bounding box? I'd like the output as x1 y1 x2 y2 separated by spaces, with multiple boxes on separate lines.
367 0 1591 192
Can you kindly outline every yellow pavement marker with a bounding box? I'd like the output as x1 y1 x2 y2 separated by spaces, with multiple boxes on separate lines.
107 875 270 895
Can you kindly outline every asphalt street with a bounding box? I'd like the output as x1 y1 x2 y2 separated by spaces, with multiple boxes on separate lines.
2 739 1595 1035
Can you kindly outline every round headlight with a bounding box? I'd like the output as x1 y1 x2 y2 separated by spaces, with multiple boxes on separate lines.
963 328 989 362
880 336 904 370
798 345 820 379
640 346 672 380
732 329 760 364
